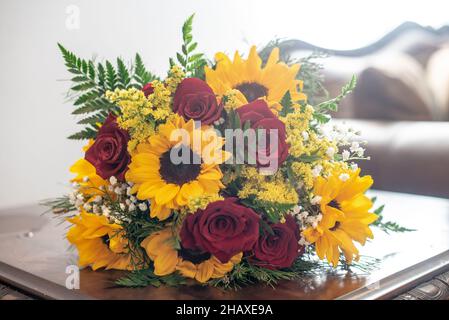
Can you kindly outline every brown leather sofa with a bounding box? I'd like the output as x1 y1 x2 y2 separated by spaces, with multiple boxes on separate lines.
275 22 449 199
340 120 449 199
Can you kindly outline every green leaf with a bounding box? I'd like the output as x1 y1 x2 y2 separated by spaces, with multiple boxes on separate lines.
171 14 208 78
105 60 117 90
117 57 131 89
316 75 357 113
313 112 331 124
116 269 186 288
279 91 294 117
67 127 97 140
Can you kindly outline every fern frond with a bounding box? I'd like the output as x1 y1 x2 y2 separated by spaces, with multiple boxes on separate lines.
172 14 208 78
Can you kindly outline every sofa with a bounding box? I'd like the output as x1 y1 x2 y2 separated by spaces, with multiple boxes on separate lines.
275 22 449 198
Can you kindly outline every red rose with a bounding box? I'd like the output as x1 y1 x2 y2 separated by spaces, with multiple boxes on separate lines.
180 198 260 263
236 99 289 169
173 78 223 125
142 82 154 97
251 215 304 269
85 114 130 181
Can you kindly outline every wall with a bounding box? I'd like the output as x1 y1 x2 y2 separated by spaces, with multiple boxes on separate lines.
0 0 447 208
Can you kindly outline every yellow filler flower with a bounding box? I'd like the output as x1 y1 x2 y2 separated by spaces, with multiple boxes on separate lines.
205 46 306 111
303 168 378 266
126 115 229 220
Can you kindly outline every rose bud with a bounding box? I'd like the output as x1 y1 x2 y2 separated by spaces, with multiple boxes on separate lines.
85 113 131 181
180 198 260 263
173 78 223 125
142 82 154 97
251 215 304 269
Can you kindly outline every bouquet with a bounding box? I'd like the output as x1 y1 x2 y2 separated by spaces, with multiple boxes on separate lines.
47 15 405 289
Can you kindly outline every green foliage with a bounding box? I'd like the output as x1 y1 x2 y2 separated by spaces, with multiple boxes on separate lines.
58 43 158 140
240 197 295 224
171 14 208 78
296 51 329 103
40 196 76 215
279 91 294 117
116 268 187 288
372 204 415 234
134 53 157 87
209 258 320 290
312 75 357 124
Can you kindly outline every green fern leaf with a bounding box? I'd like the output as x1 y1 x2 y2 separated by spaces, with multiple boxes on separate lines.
117 58 131 89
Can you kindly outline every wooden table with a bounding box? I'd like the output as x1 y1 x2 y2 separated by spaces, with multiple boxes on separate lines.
0 190 448 300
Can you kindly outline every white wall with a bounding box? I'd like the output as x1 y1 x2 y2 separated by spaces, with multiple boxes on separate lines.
0 0 448 208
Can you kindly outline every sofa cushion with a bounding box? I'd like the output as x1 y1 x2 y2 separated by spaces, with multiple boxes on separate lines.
353 53 436 121
426 46 449 121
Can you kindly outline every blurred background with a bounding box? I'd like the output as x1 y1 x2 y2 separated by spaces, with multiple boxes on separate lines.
1 0 449 209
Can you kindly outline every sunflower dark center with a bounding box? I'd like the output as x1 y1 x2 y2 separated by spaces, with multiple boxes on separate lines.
328 200 341 210
159 145 202 185
234 82 268 102
101 235 110 246
179 247 211 264
330 221 341 231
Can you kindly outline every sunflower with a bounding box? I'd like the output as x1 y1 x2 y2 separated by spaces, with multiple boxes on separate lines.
141 228 242 283
70 141 107 197
205 46 306 111
67 211 138 270
302 168 378 267
126 115 229 220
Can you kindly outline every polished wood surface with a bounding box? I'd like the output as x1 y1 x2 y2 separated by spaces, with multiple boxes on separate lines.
0 190 448 299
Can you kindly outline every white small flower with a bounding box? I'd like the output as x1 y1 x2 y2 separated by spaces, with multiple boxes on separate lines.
109 176 117 186
298 237 310 246
114 218 121 225
114 187 123 195
94 195 102 203
316 214 323 222
311 165 323 178
326 147 335 158
339 173 350 182
119 203 126 211
356 147 365 157
108 185 114 192
75 199 83 207
76 193 84 201
292 205 301 214
299 211 310 218
301 131 309 141
126 187 132 196
311 196 322 205
342 150 350 161
82 176 89 182
102 206 110 217
350 141 360 153
83 203 92 211
350 163 358 171
128 203 136 211
138 202 148 211
130 196 137 203
312 221 318 229
93 204 99 214
125 199 131 206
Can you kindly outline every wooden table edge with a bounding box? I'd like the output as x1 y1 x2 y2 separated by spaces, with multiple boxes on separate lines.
0 261 92 300
337 250 449 300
